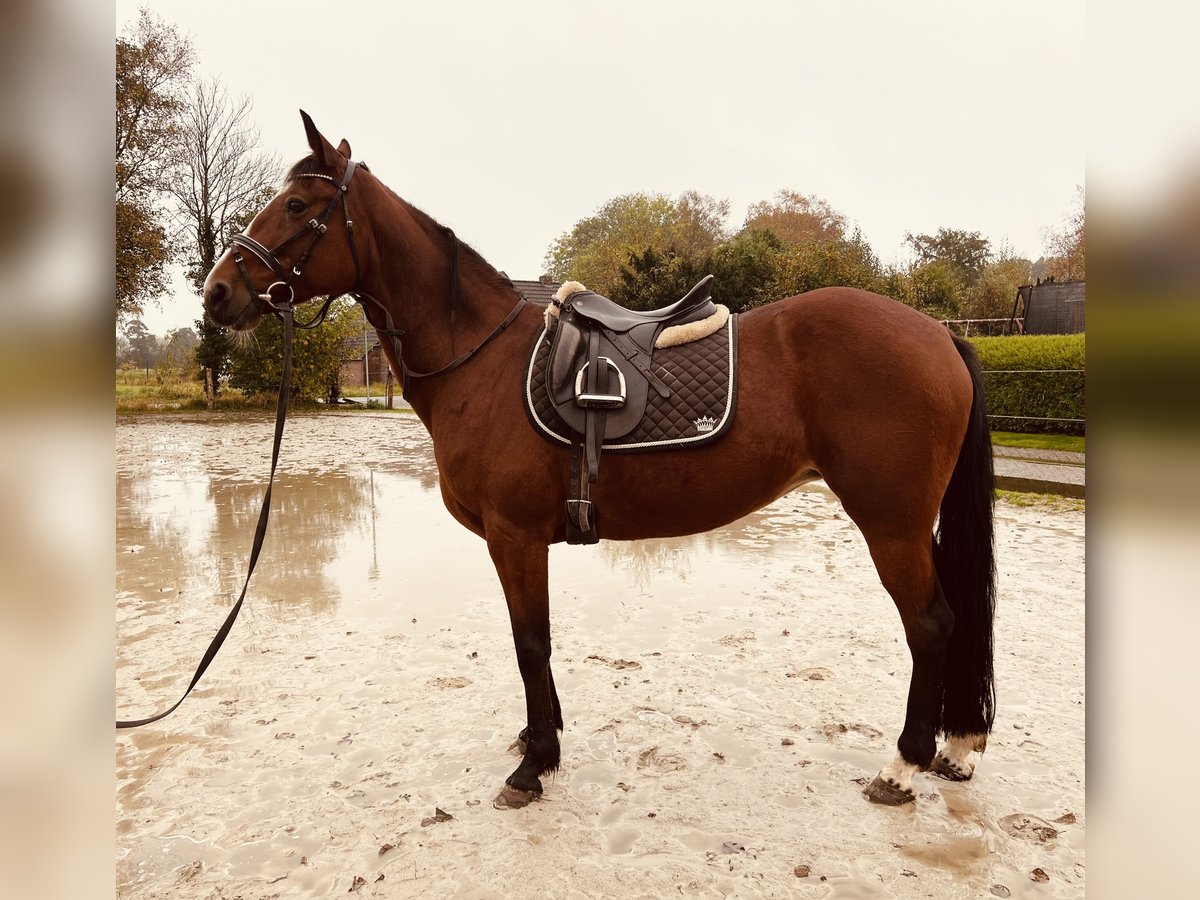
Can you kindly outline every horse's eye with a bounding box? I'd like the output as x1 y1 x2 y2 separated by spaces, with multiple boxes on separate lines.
286 198 306 213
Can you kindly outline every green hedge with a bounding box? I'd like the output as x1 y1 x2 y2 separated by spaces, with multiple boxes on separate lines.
970 334 1085 435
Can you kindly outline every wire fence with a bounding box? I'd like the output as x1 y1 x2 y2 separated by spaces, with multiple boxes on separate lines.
941 318 1023 337
980 368 1085 432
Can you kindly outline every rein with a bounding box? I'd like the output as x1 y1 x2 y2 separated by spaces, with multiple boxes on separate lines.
117 306 294 728
116 156 523 729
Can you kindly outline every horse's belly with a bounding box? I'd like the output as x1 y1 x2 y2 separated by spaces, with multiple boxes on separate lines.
584 443 819 541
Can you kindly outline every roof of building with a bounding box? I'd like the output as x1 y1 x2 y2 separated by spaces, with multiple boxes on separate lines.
510 278 560 305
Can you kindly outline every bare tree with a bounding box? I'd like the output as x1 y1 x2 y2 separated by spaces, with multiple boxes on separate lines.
170 77 281 293
1041 185 1086 282
170 77 280 390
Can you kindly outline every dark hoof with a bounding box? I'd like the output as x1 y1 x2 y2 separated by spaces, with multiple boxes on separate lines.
930 754 973 782
493 784 540 810
863 775 915 806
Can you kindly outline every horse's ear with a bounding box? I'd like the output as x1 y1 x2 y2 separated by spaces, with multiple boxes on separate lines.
336 138 352 158
299 109 338 168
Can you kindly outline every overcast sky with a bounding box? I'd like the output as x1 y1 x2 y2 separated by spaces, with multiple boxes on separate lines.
118 0 1085 336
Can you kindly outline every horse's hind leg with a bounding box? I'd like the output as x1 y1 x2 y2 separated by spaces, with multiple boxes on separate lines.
931 733 985 781
486 529 562 809
856 528 954 805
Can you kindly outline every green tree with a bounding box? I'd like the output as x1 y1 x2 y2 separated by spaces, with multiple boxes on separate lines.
904 227 992 287
766 229 884 302
611 229 791 315
161 326 198 371
610 247 708 311
609 223 885 314
194 314 233 390
115 8 194 321
708 228 785 310
544 191 729 296
884 260 963 321
122 318 162 371
742 190 847 247
115 200 171 322
961 252 1033 321
228 297 364 401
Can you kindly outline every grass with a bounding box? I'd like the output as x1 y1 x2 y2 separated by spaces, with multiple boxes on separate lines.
116 368 218 411
990 430 1085 453
115 368 278 413
115 369 411 414
337 382 394 399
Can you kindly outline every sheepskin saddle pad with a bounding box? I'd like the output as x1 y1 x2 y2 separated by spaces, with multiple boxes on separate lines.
524 277 739 451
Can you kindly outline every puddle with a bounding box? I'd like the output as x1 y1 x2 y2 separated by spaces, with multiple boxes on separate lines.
116 413 1086 899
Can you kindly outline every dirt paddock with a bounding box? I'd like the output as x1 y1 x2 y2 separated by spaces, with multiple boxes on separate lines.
116 412 1084 899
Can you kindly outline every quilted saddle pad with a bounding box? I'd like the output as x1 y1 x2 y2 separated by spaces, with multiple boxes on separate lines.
523 312 738 452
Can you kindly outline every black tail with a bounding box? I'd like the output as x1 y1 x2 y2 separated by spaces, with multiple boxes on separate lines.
934 335 997 743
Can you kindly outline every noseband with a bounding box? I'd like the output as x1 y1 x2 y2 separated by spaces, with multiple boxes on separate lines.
228 159 363 326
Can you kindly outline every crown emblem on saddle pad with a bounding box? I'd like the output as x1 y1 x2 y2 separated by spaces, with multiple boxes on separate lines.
694 415 717 433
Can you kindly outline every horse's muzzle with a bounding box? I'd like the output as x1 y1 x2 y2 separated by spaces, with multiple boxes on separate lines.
203 276 264 331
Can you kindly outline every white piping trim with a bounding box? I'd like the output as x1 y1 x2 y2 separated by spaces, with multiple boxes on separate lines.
525 327 571 446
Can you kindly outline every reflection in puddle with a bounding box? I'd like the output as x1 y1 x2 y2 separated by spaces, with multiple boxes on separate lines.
899 832 990 878
117 413 841 638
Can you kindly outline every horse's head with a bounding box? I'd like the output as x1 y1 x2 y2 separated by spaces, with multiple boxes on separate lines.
203 111 362 331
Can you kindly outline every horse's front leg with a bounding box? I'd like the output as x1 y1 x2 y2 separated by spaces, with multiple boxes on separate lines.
486 528 561 809
509 666 564 756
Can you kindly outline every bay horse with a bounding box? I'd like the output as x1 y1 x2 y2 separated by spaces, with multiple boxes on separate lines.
203 112 995 810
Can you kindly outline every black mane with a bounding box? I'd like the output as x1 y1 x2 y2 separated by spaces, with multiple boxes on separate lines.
286 154 514 293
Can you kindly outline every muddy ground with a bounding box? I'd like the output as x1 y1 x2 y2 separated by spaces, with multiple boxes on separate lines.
116 412 1085 899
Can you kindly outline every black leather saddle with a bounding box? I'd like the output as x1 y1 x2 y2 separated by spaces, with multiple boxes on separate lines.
544 276 718 543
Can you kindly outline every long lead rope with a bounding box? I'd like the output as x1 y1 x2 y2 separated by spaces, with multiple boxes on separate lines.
116 307 295 729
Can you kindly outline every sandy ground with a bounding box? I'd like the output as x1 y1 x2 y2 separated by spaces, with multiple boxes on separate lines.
116 413 1085 899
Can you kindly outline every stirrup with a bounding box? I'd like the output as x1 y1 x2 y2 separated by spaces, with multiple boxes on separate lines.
565 499 598 545
575 357 626 409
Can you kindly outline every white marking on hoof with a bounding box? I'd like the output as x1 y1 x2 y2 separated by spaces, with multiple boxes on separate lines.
864 774 916 805
879 755 920 793
932 733 984 781
864 755 920 804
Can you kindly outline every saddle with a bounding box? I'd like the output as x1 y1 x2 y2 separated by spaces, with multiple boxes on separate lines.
528 275 738 544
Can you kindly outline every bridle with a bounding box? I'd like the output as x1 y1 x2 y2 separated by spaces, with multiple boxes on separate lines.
227 157 526 390
227 158 363 328
116 155 525 729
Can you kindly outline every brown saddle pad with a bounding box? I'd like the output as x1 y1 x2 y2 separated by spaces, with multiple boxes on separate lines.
524 312 738 452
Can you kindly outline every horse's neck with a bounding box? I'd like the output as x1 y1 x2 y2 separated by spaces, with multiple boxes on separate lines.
359 189 515 412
